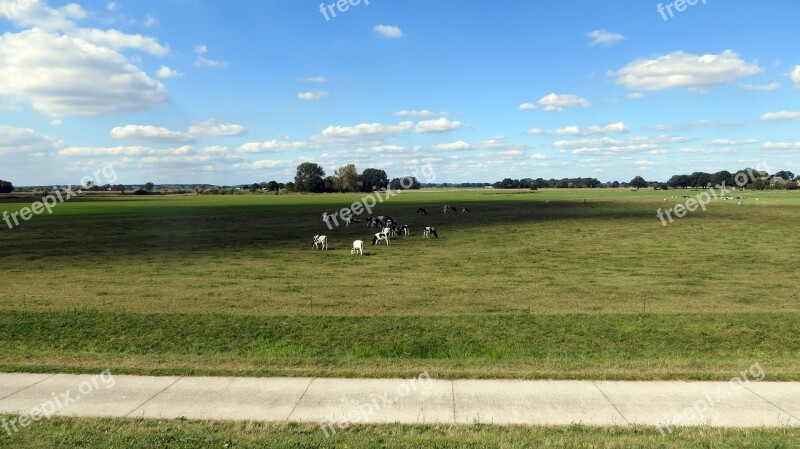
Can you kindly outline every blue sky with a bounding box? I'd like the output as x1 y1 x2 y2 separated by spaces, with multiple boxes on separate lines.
1 0 799 185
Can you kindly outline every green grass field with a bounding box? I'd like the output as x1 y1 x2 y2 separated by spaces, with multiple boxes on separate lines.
2 418 799 449
1 189 798 380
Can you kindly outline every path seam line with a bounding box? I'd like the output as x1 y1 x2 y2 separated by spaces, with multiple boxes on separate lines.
450 380 456 424
0 373 58 401
286 378 315 421
742 384 800 423
592 381 630 426
124 376 183 418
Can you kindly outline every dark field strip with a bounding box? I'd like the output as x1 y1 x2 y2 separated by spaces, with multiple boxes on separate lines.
1 311 797 380
2 418 798 449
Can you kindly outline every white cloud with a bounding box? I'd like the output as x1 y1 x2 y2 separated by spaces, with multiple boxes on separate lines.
238 140 313 153
111 125 194 143
297 91 329 101
106 2 117 11
194 45 228 68
555 135 684 156
143 14 157 28
792 65 800 88
612 50 761 91
432 141 471 152
75 28 170 56
530 153 549 160
234 160 295 170
761 111 800 121
188 120 247 137
518 103 537 110
764 141 800 151
415 117 462 133
587 29 624 47
374 25 405 39
59 146 158 157
395 109 437 118
298 76 327 83
528 122 628 137
320 121 413 145
537 93 591 111
0 125 61 154
740 82 780 91
710 138 757 146
157 66 183 78
0 28 168 117
0 0 86 30
627 92 644 100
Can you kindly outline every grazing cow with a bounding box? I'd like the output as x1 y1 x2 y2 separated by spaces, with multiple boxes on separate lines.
344 217 361 227
351 240 364 256
443 205 457 214
423 227 439 239
546 200 551 205
462 207 471 215
416 208 428 216
372 231 390 246
738 201 743 206
664 197 668 202
400 225 411 236
312 235 328 250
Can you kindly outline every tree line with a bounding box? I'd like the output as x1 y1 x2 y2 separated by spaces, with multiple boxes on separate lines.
253 163 422 194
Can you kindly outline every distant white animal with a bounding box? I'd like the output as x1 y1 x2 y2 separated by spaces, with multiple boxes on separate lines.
664 197 668 202
738 201 743 206
423 227 439 239
546 200 551 205
351 240 364 256
312 235 328 250
372 231 390 246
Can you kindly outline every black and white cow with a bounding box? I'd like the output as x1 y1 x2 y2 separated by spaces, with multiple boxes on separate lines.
372 231 390 246
461 207 471 215
443 206 457 214
423 227 439 239
312 235 328 250
344 217 361 227
400 225 411 236
416 208 428 216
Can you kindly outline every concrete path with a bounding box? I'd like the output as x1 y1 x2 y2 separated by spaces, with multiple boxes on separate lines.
1 374 799 429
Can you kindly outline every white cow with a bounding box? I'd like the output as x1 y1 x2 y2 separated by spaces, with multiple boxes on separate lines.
351 240 364 256
312 235 328 250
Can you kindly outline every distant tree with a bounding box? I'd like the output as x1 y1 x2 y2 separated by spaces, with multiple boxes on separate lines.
390 176 421 190
266 181 279 192
284 181 295 192
323 176 337 193
710 170 734 187
630 176 649 190
359 168 389 192
773 170 795 180
611 181 621 188
0 180 15 193
334 164 359 192
144 182 155 192
249 183 260 192
295 162 325 193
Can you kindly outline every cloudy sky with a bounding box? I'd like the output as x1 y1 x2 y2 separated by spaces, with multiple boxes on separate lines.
1 0 799 185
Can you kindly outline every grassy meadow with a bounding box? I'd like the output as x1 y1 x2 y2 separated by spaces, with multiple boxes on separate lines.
2 418 799 449
0 188 798 379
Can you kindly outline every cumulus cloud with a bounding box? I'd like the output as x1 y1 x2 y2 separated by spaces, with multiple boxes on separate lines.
395 109 438 118
0 28 168 117
374 25 405 39
612 50 761 91
555 135 685 156
237 140 314 153
761 111 800 121
415 117 462 133
518 103 537 110
537 93 591 111
74 28 170 56
188 120 247 137
0 125 62 154
111 125 194 143
0 0 85 30
627 92 645 100
792 65 800 88
528 122 629 136
432 141 472 152
157 66 183 78
298 75 327 83
587 29 624 47
320 121 413 145
297 91 329 101
764 141 800 150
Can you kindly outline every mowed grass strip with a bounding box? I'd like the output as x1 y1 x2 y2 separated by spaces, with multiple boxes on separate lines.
2 418 798 449
1 311 797 380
